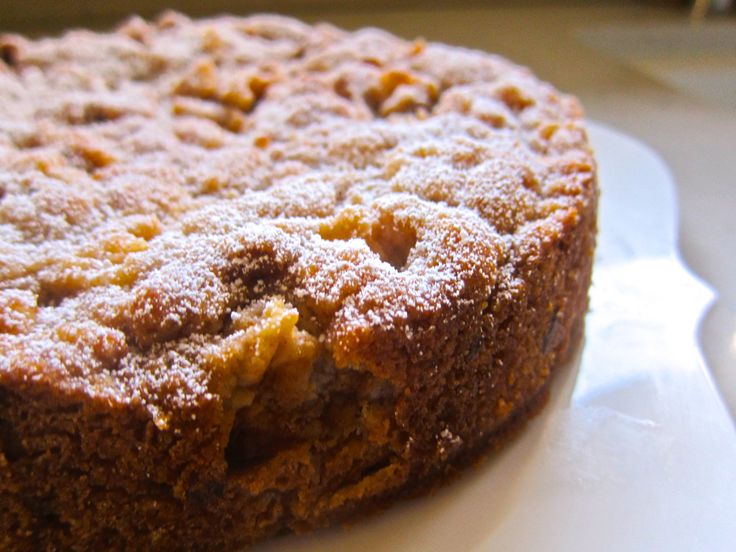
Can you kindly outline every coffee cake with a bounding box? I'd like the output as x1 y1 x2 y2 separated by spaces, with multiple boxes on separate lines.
0 13 597 550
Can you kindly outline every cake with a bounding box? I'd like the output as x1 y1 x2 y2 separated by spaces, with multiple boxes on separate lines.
0 12 597 550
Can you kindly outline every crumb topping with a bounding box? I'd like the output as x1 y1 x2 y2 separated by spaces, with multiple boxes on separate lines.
0 14 594 418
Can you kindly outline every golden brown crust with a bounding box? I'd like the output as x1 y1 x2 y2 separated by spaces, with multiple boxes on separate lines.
0 13 597 551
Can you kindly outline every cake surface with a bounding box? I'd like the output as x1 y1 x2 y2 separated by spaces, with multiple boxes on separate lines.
0 13 597 551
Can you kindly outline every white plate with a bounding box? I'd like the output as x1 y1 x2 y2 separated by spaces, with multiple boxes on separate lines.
256 122 736 552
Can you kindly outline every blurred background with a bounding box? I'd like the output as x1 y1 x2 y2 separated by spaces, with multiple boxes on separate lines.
2 1 735 416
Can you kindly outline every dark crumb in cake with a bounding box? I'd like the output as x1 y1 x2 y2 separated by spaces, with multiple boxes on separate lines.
0 12 597 551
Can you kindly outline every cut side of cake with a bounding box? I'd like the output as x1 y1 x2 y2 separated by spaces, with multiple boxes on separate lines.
0 13 597 550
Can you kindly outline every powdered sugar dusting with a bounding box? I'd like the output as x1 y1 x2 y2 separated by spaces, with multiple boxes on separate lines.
0 14 594 419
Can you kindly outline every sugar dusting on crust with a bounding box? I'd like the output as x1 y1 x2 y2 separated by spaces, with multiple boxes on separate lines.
0 14 595 419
